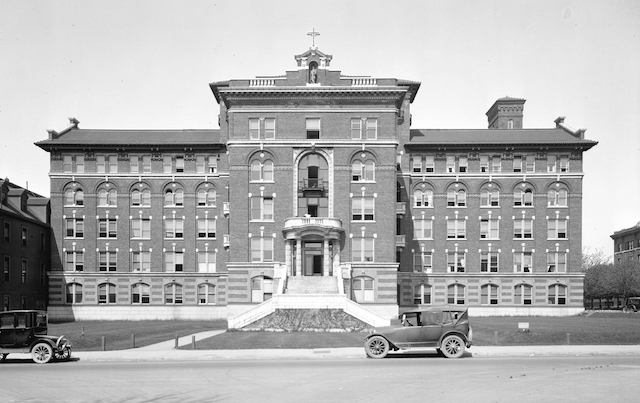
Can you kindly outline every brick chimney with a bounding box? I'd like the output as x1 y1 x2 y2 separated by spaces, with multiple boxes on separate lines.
486 97 525 129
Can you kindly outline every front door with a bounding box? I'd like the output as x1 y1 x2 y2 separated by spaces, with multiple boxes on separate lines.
304 242 323 276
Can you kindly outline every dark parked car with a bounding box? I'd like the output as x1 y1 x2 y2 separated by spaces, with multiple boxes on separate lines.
0 310 72 364
364 307 472 359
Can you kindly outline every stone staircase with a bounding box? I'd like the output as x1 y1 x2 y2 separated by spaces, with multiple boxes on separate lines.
285 276 339 294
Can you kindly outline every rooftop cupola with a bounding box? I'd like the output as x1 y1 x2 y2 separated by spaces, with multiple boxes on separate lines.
294 29 332 84
486 97 526 129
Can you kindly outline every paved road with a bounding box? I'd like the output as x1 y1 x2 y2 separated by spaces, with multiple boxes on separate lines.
2 355 640 402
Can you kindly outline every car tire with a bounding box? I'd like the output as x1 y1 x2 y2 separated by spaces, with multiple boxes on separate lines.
440 335 465 359
365 336 389 359
31 342 53 364
54 347 71 361
0 353 7 362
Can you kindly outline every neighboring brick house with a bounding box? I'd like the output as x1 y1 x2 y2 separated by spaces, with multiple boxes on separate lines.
611 223 640 264
36 46 597 322
0 178 50 311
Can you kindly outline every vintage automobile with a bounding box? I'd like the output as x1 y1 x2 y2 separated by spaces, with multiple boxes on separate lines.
0 310 72 364
364 307 472 359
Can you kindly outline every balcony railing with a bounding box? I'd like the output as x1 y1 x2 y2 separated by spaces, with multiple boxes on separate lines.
223 202 230 217
396 202 406 215
299 179 327 191
396 235 406 248
284 217 343 231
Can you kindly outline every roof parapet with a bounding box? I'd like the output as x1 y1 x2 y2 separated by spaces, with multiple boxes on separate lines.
555 116 586 139
47 117 80 140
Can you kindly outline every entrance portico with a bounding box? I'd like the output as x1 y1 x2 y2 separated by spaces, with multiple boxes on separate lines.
283 217 343 277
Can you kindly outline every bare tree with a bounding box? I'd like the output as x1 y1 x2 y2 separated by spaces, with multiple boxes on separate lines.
581 247 611 272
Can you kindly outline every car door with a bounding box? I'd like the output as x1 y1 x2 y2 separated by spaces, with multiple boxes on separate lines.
396 312 423 344
419 311 444 346
13 312 31 347
0 312 16 347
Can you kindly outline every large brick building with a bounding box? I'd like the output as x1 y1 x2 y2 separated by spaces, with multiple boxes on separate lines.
1 179 50 311
36 46 597 323
611 223 640 264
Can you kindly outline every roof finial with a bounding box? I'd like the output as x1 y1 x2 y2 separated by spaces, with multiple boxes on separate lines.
307 28 320 49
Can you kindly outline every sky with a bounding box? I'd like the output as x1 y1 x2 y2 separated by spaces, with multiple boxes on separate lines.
0 0 638 258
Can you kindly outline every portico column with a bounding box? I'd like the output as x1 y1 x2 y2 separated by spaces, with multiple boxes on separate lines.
285 240 292 276
333 240 340 273
323 239 330 276
295 238 302 276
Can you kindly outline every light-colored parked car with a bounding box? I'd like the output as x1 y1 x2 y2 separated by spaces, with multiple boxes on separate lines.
0 310 72 364
364 307 472 359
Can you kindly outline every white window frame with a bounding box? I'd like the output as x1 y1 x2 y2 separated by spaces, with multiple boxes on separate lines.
164 218 184 239
446 219 466 239
481 251 499 272
351 197 375 221
413 284 432 305
447 251 466 273
65 251 84 272
98 218 117 239
197 251 216 272
352 237 374 262
447 284 466 305
164 283 183 304
65 218 84 238
413 251 432 273
480 219 499 239
131 251 151 272
98 251 117 272
197 218 216 239
414 218 433 240
547 252 567 273
198 283 216 304
164 251 184 272
481 284 499 305
250 196 274 221
547 219 568 239
514 252 533 273
131 218 151 239
514 284 533 305
250 237 274 262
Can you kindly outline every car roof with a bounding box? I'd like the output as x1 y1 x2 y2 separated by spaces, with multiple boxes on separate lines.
401 306 468 315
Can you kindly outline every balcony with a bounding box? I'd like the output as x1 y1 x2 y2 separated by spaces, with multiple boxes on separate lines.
396 202 406 216
223 234 230 248
299 179 327 196
396 235 406 249
223 202 230 217
283 217 344 240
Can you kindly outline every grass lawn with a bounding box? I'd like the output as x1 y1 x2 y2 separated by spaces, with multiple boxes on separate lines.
49 312 640 351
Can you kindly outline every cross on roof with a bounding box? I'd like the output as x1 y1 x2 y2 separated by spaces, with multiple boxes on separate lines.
307 28 320 48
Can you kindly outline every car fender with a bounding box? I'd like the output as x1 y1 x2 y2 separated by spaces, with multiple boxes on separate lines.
437 331 470 348
364 333 399 351
28 337 57 352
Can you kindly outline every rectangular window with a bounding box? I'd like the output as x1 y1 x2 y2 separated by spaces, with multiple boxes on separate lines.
481 285 499 305
131 252 150 272
164 219 184 239
351 197 375 221
21 259 27 284
175 156 184 173
98 251 117 272
251 237 274 262
196 155 206 173
480 219 499 239
108 155 118 173
40 263 46 285
131 219 151 239
525 155 535 172
480 155 489 172
21 227 27 246
163 155 172 173
412 156 422 173
208 156 217 173
352 237 374 262
547 252 567 273
40 232 46 250
75 155 84 173
548 219 568 239
264 118 276 139
424 155 434 172
513 156 522 172
413 219 433 239
413 252 432 273
447 252 466 273
65 218 84 238
481 252 499 272
458 156 468 173
197 218 216 238
165 251 184 272
3 222 9 242
197 251 216 273
98 284 116 304
130 155 140 173
547 155 557 172
251 197 274 221
514 219 533 239
446 219 466 239
96 155 106 173
559 157 569 172
351 118 362 139
514 252 533 273
3 256 9 282
249 118 260 139
446 156 455 173
491 155 501 172
63 155 72 173
306 118 320 139
365 118 377 139
65 251 84 272
142 155 151 173
98 218 117 238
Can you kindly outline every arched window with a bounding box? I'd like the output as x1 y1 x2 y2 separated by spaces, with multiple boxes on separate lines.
65 188 84 206
414 189 433 207
65 283 82 304
480 284 499 305
514 188 533 206
480 188 500 207
447 284 466 305
547 189 568 207
164 188 184 206
198 283 216 305
132 283 150 304
98 283 116 304
514 284 533 305
197 188 217 206
548 284 567 305
351 160 375 181
131 189 151 206
250 160 274 181
251 276 273 302
164 283 183 304
98 188 117 206
413 284 432 305
353 276 374 302
447 189 466 207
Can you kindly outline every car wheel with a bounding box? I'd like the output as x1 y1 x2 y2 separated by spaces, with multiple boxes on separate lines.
54 347 71 361
441 335 465 359
0 353 7 362
365 336 389 359
31 342 53 364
